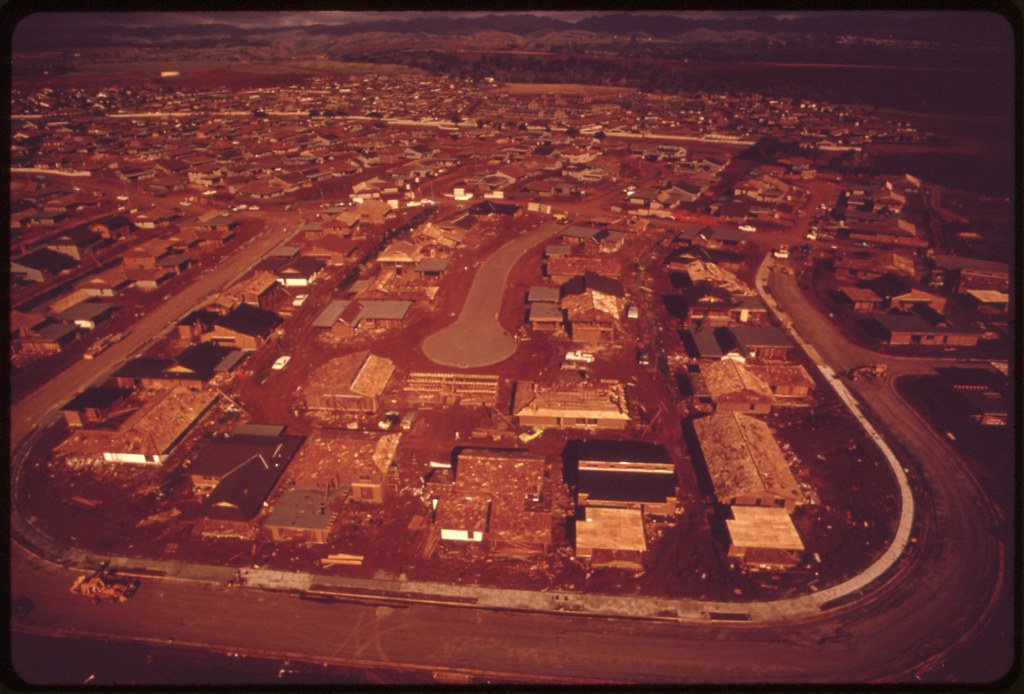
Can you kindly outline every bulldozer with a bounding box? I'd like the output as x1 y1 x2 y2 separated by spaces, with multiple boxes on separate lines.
845 363 887 381
70 563 140 604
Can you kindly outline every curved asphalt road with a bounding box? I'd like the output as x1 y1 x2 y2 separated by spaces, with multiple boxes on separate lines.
421 220 561 368
9 249 1011 683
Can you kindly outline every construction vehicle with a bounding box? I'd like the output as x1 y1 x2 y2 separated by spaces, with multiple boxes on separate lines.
69 563 140 604
845 364 887 381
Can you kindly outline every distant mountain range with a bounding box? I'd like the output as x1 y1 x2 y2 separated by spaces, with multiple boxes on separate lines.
12 11 1007 51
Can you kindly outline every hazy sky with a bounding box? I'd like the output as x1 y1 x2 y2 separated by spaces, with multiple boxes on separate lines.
14 10 818 31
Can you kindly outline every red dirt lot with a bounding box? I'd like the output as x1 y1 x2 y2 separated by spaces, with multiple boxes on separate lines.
14 133 904 604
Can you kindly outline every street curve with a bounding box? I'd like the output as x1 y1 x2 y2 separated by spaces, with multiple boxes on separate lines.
421 221 561 368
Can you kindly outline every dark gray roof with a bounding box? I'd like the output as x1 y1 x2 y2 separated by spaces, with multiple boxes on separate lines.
528 286 561 303
732 294 766 310
231 423 287 437
683 327 727 359
52 301 116 322
470 201 518 216
357 299 412 322
710 227 748 244
562 225 600 240
263 487 338 531
529 303 564 321
577 469 677 504
214 303 282 337
278 256 326 278
312 300 350 328
574 440 672 465
188 433 304 480
62 386 130 412
932 254 1009 274
561 272 625 299
727 325 793 349
173 342 238 379
113 357 174 380
545 245 571 257
200 454 288 523
35 321 78 341
872 312 938 334
415 258 450 274
874 312 977 336
957 389 1007 416
13 248 78 273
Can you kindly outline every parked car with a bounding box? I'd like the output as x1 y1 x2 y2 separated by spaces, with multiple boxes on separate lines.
565 350 595 364
400 410 420 431
292 294 308 307
377 411 400 430
272 355 291 371
518 426 544 443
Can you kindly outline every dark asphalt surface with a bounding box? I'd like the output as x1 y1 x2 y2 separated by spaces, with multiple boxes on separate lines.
8 246 1012 684
9 220 296 452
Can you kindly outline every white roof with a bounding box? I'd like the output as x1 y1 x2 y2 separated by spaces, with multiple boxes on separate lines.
726 506 804 551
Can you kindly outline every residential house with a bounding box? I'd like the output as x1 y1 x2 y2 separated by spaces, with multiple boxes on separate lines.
56 386 219 465
166 342 246 381
514 379 631 431
568 439 678 516
206 303 282 351
698 358 775 414
76 265 133 297
51 300 117 331
275 256 326 288
724 326 796 362
931 255 1010 294
726 506 805 571
404 372 501 407
838 286 883 313
434 449 553 557
574 506 647 570
181 424 289 490
264 431 402 543
546 254 623 284
11 320 79 355
45 226 108 261
747 364 817 399
559 272 626 343
193 428 306 539
11 248 78 283
303 351 395 413
59 386 132 428
872 313 979 347
691 411 803 511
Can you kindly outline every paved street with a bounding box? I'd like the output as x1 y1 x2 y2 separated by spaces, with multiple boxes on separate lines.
9 220 297 454
421 220 562 367
9 250 1012 684
8 205 1011 684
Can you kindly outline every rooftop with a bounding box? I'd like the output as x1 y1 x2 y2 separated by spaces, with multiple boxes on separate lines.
692 412 800 503
575 506 646 554
514 380 630 423
726 506 804 550
701 358 775 402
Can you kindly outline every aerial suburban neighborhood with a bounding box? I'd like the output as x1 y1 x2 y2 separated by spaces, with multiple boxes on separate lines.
7 7 1016 688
